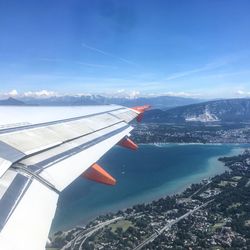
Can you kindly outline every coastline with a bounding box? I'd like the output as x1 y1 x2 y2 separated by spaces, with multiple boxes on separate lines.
50 143 249 234
50 147 250 250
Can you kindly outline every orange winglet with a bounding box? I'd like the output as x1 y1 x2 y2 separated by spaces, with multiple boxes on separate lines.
118 137 138 151
131 105 151 113
83 163 116 186
131 105 151 122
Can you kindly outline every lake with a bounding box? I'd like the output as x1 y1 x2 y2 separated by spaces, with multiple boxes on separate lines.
50 143 249 233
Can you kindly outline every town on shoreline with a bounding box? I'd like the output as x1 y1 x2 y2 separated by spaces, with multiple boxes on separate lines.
48 148 250 250
132 123 250 144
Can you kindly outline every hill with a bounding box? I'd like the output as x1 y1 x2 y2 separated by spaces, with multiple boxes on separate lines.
143 98 250 123
0 97 26 106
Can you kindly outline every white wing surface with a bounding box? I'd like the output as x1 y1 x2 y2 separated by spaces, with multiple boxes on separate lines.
0 105 148 250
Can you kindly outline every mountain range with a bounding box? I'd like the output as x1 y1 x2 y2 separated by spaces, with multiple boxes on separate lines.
143 98 250 123
1 96 250 123
16 95 202 108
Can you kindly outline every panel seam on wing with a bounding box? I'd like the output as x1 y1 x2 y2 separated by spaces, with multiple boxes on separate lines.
0 107 125 135
11 164 60 194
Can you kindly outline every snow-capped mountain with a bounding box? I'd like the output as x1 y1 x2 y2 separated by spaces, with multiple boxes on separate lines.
144 98 250 123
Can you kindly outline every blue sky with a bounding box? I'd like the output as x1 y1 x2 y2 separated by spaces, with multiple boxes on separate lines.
0 0 250 98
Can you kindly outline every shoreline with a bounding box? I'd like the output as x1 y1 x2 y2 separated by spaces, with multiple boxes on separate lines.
50 144 249 234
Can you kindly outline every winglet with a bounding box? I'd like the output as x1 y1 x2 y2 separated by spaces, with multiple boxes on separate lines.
118 137 138 150
131 105 151 113
131 105 151 122
83 163 116 186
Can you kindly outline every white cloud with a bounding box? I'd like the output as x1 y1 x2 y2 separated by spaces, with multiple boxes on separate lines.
0 89 200 100
0 89 58 99
236 90 250 96
23 90 58 98
100 89 141 99
8 89 18 96
129 90 140 99
117 89 125 93
0 89 19 99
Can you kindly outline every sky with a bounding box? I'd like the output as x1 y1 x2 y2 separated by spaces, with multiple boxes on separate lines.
0 0 250 99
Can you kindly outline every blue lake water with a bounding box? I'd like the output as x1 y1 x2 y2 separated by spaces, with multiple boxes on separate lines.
50 144 249 233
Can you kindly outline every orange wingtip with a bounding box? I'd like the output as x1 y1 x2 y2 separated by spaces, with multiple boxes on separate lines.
118 137 138 151
131 105 151 122
131 105 151 113
83 163 116 186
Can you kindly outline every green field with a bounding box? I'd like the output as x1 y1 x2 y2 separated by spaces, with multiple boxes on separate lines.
109 219 133 233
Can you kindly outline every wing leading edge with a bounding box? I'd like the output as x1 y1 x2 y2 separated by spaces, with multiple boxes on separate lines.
0 105 149 250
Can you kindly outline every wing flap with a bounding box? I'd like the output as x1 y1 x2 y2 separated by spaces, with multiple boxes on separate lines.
0 142 26 178
16 122 132 191
39 124 132 191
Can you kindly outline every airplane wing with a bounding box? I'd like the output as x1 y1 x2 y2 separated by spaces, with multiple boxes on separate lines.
0 104 149 250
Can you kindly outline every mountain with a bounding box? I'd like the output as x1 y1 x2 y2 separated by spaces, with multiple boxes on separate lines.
143 98 250 123
20 95 202 108
109 95 202 109
0 97 26 106
21 95 100 106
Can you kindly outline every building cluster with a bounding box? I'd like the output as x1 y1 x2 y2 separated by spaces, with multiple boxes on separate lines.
132 123 250 144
